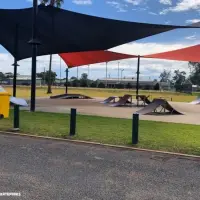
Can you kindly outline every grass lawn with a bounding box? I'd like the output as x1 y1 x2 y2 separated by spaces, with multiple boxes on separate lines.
4 86 199 102
0 110 200 155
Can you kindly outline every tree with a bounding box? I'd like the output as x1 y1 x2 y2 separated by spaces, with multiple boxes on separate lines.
159 69 171 82
70 76 77 80
0 72 5 81
154 83 160 90
173 70 186 91
80 73 88 87
37 71 57 85
4 72 14 78
90 81 98 88
71 79 80 87
98 82 105 88
188 62 200 85
40 0 64 93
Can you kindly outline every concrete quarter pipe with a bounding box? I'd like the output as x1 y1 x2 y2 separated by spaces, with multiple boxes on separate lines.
136 99 183 115
101 96 118 104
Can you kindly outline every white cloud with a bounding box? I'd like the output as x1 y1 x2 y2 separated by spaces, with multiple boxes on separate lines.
124 0 142 6
72 0 92 5
185 34 197 40
148 12 158 15
26 0 40 3
159 0 172 5
106 1 127 12
186 19 200 24
160 0 200 15
107 0 148 12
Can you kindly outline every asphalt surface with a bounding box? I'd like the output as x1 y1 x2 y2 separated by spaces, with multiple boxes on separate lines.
0 134 200 200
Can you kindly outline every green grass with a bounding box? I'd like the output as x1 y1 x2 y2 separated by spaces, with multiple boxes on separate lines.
1 110 200 155
4 86 199 102
2 85 199 103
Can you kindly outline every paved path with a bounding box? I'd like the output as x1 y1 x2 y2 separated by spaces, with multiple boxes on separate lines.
0 134 200 200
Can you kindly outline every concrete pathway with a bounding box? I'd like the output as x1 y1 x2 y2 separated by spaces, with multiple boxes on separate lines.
0 133 200 200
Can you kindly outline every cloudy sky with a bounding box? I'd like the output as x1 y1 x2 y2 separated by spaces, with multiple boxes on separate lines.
0 0 199 80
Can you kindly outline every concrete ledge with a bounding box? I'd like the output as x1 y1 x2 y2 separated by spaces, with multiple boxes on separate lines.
0 130 200 159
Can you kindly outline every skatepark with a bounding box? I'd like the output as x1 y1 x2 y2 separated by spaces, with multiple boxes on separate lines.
32 95 200 125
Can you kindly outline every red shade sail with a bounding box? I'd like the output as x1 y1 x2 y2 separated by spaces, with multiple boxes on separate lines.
59 50 137 68
144 44 200 62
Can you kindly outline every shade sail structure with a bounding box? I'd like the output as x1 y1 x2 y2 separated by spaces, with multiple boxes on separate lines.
0 5 199 61
59 50 137 68
144 44 200 62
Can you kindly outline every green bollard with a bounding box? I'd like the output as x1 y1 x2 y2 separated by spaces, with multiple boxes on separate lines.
132 113 139 144
13 105 20 131
69 108 76 136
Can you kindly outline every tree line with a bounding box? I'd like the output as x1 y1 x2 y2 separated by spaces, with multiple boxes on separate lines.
159 62 200 92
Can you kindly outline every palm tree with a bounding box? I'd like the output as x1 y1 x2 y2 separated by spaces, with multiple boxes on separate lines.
40 0 64 94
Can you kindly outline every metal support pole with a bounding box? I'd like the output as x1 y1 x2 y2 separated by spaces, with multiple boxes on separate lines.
69 108 76 136
13 105 20 131
60 57 62 85
132 113 139 144
65 68 68 94
29 0 40 112
12 61 19 97
121 69 124 81
105 62 108 87
88 65 90 78
118 62 120 82
77 67 79 79
87 65 90 87
136 56 140 107
12 24 19 97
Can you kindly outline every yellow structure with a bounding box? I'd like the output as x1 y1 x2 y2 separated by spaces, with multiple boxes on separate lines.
0 86 10 118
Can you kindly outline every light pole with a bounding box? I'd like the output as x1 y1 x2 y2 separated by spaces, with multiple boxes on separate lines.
88 65 90 78
118 62 120 82
105 62 108 87
43 67 46 86
121 69 124 81
87 65 90 87
77 66 79 79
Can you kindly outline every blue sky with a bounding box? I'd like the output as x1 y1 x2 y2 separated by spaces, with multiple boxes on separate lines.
0 0 199 80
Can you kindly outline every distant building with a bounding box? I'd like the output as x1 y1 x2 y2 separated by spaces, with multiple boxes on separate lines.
98 77 170 90
192 85 199 92
7 75 42 86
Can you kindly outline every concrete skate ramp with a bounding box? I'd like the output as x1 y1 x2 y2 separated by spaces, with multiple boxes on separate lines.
111 94 132 107
101 96 117 104
50 93 92 99
136 99 183 115
190 96 200 105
